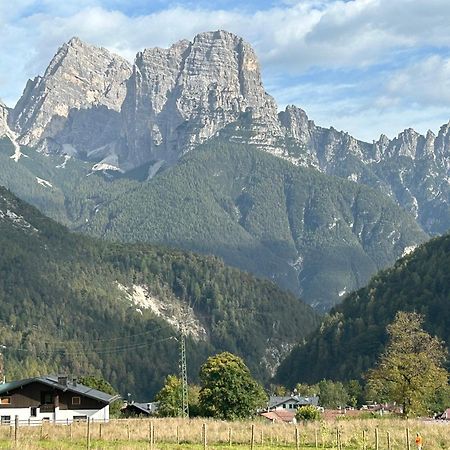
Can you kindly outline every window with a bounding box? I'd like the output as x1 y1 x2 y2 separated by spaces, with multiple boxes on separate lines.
1 416 10 425
71 396 81 406
31 407 37 417
282 404 286 409
0 397 10 405
73 415 87 422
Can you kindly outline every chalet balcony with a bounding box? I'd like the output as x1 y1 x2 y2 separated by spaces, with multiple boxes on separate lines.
39 404 55 413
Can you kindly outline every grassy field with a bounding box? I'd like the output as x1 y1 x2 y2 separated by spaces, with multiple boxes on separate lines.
0 417 448 449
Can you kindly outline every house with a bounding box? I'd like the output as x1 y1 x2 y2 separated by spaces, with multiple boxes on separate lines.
260 410 297 424
438 408 450 420
122 401 159 417
268 395 319 412
0 375 119 425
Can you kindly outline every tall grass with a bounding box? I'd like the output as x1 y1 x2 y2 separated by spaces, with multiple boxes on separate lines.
0 417 448 449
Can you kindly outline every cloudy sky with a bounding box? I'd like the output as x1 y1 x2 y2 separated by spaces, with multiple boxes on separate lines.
2 0 450 141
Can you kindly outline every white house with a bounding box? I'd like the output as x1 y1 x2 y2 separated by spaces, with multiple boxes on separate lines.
268 395 320 411
0 375 119 425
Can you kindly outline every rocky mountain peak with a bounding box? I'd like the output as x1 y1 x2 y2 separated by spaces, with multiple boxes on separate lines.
120 29 281 168
10 37 132 154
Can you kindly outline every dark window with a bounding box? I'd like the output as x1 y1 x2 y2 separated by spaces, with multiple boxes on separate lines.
282 404 286 408
1 416 10 425
31 407 37 417
73 415 87 422
72 396 81 406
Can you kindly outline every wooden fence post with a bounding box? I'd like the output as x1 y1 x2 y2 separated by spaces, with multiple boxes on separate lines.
127 422 130 440
149 421 154 449
363 429 366 450
202 423 207 450
387 431 391 450
228 427 232 446
14 415 18 444
375 427 379 450
295 427 300 450
406 428 411 450
99 423 102 440
86 417 91 450
176 424 180 445
261 429 264 445
315 428 319 449
251 424 255 450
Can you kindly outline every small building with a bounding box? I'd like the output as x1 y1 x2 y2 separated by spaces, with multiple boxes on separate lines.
122 401 159 417
438 408 450 420
0 375 119 425
260 410 297 424
268 395 319 412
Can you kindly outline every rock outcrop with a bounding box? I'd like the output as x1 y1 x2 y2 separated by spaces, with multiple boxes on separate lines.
121 30 282 168
0 100 9 137
10 37 132 161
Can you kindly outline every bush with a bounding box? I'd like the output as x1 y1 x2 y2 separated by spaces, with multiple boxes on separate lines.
295 405 322 422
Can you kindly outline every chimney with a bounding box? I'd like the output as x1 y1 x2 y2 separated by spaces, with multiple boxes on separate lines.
57 375 68 386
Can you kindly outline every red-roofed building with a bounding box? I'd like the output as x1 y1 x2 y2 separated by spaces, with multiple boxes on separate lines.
260 410 296 424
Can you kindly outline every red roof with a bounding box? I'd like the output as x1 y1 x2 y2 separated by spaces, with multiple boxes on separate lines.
261 410 296 423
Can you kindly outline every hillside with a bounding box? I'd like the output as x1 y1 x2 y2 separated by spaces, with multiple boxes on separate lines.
0 186 319 399
275 234 450 387
0 137 427 311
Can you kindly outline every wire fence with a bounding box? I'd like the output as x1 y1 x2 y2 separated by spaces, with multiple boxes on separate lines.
0 416 448 449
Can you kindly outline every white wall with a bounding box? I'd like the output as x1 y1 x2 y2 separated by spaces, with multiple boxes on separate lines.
0 405 109 425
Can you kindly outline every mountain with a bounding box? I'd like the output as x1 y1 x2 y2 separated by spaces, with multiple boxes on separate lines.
279 106 450 235
275 234 450 387
0 137 427 311
9 37 132 159
121 30 282 169
0 185 319 398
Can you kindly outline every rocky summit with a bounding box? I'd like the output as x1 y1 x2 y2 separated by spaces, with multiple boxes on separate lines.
121 30 282 169
9 37 132 162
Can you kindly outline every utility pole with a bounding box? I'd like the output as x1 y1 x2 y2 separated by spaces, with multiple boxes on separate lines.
179 322 189 418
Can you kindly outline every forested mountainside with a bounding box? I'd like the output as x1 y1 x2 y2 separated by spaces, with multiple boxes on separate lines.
275 234 450 387
0 186 319 399
0 138 427 311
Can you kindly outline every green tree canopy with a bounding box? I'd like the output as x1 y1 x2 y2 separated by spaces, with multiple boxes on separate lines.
367 311 449 417
155 375 182 417
317 380 349 408
295 405 322 422
199 352 267 420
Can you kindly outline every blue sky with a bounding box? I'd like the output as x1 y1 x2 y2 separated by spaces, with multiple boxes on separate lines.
2 0 450 141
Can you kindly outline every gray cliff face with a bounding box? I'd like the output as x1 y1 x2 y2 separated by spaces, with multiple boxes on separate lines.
121 30 282 168
10 37 132 160
280 105 450 234
0 100 9 136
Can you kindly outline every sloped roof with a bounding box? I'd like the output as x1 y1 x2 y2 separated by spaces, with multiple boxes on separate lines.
269 395 319 408
261 410 296 423
0 375 119 404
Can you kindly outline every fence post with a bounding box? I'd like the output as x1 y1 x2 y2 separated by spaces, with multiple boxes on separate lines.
387 431 391 450
362 429 366 450
375 427 379 450
251 424 255 450
202 423 207 450
295 427 300 450
99 423 102 440
14 415 18 444
315 428 318 449
261 429 264 445
149 421 154 449
86 417 91 450
228 427 232 446
177 424 180 444
69 422 73 440
127 422 130 440
406 428 411 450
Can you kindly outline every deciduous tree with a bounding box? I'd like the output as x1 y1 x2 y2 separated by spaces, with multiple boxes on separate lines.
367 311 448 417
199 352 267 420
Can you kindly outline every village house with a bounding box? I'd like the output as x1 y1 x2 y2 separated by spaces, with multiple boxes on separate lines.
0 375 119 425
122 401 159 417
268 395 320 411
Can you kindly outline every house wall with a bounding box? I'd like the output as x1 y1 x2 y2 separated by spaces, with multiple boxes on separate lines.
275 401 298 411
0 405 109 425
